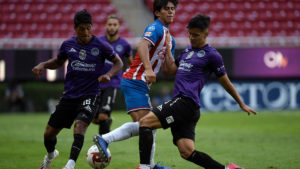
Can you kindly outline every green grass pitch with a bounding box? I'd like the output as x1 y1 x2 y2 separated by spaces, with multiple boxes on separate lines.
0 111 300 169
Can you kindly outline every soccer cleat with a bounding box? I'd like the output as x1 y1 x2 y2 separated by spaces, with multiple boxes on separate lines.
226 162 244 169
135 165 151 169
153 162 172 169
153 165 172 169
93 135 109 162
62 166 73 169
39 149 59 169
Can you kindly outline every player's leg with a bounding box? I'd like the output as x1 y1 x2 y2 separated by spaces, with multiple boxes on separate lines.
40 98 75 169
40 125 61 169
93 79 151 148
64 96 99 169
94 87 117 135
138 111 163 169
176 138 225 169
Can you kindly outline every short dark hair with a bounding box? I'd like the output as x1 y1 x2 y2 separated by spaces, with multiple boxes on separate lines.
153 0 178 20
74 9 92 28
187 14 210 31
106 14 120 23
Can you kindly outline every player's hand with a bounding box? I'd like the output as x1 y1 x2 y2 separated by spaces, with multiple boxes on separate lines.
32 64 44 78
241 104 258 115
98 74 111 84
145 69 156 83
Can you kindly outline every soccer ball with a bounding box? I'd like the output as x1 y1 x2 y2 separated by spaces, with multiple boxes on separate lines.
86 145 111 169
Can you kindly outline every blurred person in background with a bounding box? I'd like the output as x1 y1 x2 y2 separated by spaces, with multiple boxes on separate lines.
151 86 172 107
32 9 123 169
92 14 133 135
138 14 258 169
93 0 178 169
5 80 27 112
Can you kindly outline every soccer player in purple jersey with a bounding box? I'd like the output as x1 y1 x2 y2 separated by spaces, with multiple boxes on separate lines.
137 14 258 169
93 1 177 169
32 10 123 169
92 14 133 135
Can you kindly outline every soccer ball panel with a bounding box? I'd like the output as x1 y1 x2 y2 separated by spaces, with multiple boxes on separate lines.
86 145 111 169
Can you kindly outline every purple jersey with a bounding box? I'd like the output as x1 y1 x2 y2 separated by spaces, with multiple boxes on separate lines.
98 35 132 88
58 36 116 98
173 45 226 107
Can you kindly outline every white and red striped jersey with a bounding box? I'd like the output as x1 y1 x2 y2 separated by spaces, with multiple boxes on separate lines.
123 19 175 82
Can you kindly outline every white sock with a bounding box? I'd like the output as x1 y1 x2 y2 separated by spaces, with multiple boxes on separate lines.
47 151 55 159
150 129 157 168
102 122 139 144
139 164 151 169
65 159 75 169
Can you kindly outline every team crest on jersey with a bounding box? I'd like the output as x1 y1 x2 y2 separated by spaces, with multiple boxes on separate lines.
145 32 152 37
91 48 99 56
79 49 87 60
116 45 123 52
186 51 194 60
197 50 205 58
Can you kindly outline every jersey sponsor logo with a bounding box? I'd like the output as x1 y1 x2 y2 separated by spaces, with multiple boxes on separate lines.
116 44 123 52
166 116 174 124
91 47 99 56
178 60 193 72
197 50 205 58
145 32 152 37
79 49 87 60
71 60 96 71
186 51 194 60
69 48 77 53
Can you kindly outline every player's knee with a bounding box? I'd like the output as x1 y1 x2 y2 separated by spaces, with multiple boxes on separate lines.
179 149 193 160
139 116 150 127
98 113 109 120
74 120 89 134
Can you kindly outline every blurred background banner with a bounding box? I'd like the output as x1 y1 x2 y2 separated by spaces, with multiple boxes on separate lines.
233 48 300 79
200 81 300 112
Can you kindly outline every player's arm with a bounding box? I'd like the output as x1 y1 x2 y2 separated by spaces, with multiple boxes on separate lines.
125 55 133 68
98 53 123 83
162 32 177 75
137 39 156 83
32 57 66 78
218 74 258 115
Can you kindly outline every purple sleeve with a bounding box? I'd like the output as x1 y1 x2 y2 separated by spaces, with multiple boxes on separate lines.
124 42 132 58
209 51 226 77
57 42 68 60
101 40 116 61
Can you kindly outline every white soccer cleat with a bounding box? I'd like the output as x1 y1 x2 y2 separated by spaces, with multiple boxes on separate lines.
62 166 74 169
39 149 59 169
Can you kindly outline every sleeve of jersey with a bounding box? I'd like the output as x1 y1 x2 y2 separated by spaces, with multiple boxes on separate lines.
210 52 227 77
101 41 116 61
143 25 162 46
124 42 133 58
57 41 68 60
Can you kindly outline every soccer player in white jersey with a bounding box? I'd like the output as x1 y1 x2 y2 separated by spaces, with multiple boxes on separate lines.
94 0 178 169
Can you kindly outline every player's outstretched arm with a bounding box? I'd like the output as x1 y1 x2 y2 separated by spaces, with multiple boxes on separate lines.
218 74 258 115
98 53 123 84
32 57 65 78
